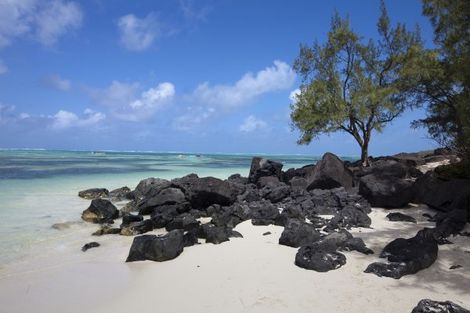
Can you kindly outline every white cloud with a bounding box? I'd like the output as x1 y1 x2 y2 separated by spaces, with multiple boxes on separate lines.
118 13 159 51
52 109 105 129
35 0 82 46
239 115 267 133
289 88 300 104
173 107 215 131
193 60 295 110
0 0 82 48
44 74 71 91
89 81 175 121
0 59 8 74
179 0 211 22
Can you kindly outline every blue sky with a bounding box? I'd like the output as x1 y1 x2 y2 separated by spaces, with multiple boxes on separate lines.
0 0 438 156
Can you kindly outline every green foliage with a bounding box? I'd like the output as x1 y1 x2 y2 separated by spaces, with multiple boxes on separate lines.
411 0 470 160
291 2 422 165
435 162 470 180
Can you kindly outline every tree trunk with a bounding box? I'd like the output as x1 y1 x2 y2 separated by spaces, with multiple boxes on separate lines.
360 143 369 167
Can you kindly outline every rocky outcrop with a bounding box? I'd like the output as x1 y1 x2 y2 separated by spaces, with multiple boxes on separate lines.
78 188 109 200
411 299 470 313
307 153 353 190
126 230 185 262
81 199 119 223
364 229 438 279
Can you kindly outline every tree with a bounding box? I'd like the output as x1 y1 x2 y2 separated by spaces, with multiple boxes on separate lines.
290 2 422 166
410 0 470 161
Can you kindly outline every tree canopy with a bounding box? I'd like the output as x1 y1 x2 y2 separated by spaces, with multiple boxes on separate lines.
290 2 423 165
410 0 470 160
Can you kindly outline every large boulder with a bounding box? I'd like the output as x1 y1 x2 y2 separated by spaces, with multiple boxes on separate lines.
81 199 119 223
279 219 321 248
248 157 283 184
250 200 280 225
411 299 470 313
306 153 353 190
138 187 188 215
174 175 243 210
78 188 109 200
126 230 185 262
364 229 438 279
211 203 252 228
414 172 470 214
132 177 171 200
359 174 413 208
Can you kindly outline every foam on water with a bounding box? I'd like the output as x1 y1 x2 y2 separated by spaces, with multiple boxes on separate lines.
0 149 355 266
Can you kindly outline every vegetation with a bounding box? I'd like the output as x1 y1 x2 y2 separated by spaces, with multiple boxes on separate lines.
435 162 470 180
290 2 423 166
410 0 470 161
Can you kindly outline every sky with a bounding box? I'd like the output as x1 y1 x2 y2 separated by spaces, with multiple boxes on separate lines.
0 0 439 156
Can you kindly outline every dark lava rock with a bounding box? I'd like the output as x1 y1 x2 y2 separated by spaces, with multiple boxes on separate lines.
126 230 185 262
248 157 283 184
295 245 347 272
279 219 321 248
411 299 470 313
358 158 422 179
275 206 305 227
289 177 308 190
364 229 438 279
197 224 232 244
260 183 291 203
81 242 100 252
386 212 417 223
165 213 200 232
174 175 243 210
314 230 373 255
307 153 353 190
227 173 248 185
92 225 121 236
121 213 144 226
449 265 462 270
263 231 272 236
211 203 251 228
82 199 119 223
78 188 109 200
138 187 188 215
132 177 171 201
108 186 132 201
120 219 154 236
359 174 413 208
326 206 372 230
250 201 280 225
150 205 180 228
183 230 199 247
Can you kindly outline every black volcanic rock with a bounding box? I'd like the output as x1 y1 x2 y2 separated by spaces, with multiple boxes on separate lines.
81 242 100 252
386 212 417 223
279 219 321 247
108 186 132 201
81 199 119 223
307 153 353 190
120 219 154 236
248 157 283 184
138 187 187 215
359 174 413 208
364 229 438 279
295 245 347 272
411 299 470 313
78 188 109 200
126 230 185 262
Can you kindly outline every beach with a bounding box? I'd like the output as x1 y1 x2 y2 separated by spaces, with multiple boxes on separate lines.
1 206 469 313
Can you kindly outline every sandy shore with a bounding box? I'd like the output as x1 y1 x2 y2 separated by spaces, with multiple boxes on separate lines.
0 205 469 313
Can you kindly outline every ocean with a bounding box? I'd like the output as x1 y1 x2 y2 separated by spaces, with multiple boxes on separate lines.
0 149 355 266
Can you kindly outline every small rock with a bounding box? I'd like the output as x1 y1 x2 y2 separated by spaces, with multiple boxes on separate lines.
411 299 470 313
386 212 417 224
263 231 272 236
78 188 109 200
82 242 100 252
450 265 462 270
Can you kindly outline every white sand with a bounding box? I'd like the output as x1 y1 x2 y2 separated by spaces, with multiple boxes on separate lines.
1 205 469 313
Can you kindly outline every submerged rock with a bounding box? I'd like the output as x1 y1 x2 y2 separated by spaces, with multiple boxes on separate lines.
126 230 185 262
78 188 109 200
411 299 470 313
81 199 119 223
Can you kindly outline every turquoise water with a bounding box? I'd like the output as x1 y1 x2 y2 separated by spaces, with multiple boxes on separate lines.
0 149 355 265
